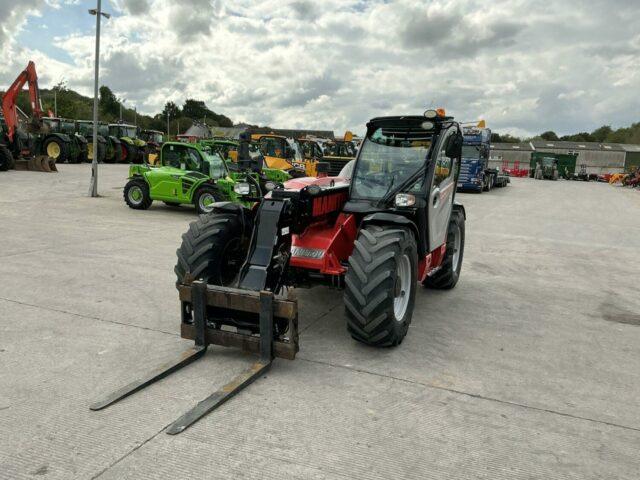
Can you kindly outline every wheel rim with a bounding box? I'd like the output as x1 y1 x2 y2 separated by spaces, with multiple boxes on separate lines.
199 193 216 213
121 144 127 161
393 254 411 320
47 142 61 158
451 224 461 271
128 186 143 205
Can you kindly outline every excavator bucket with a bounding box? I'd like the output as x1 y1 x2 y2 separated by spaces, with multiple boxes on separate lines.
14 155 57 172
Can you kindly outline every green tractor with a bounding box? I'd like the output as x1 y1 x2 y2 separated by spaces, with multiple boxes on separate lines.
109 123 147 163
40 117 87 164
123 140 287 214
139 129 165 154
76 120 123 163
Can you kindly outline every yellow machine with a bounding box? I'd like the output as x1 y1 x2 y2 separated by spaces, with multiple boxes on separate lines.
251 133 316 177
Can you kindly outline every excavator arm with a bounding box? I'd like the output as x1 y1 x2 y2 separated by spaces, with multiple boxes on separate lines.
2 61 43 143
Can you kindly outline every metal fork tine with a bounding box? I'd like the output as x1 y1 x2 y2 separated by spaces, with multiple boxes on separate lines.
90 345 207 411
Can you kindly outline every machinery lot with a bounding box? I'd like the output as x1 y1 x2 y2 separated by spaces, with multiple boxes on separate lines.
1 165 639 479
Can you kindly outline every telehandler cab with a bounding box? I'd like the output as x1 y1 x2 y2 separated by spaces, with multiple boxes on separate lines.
93 110 466 434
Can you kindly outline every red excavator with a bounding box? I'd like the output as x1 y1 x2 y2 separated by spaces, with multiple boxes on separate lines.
0 61 57 172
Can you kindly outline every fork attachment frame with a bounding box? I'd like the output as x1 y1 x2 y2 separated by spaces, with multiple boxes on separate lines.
90 280 298 435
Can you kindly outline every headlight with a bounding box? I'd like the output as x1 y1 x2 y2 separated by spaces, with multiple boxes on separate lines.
264 181 277 191
234 182 250 195
395 193 416 207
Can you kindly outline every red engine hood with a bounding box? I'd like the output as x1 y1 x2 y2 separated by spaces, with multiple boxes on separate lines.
283 176 350 190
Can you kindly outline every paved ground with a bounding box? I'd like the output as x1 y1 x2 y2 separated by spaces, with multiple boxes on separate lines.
1 164 639 479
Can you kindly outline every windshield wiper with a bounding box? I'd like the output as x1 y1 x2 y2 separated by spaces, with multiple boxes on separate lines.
376 164 426 207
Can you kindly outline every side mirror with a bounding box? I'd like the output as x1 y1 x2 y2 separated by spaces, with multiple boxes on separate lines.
445 132 463 158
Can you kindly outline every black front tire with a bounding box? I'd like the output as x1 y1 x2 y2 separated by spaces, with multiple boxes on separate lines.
344 225 418 347
175 213 249 286
123 178 153 210
423 209 465 289
193 185 223 215
0 144 13 171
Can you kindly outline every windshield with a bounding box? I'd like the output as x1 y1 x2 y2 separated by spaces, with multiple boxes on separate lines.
204 152 226 179
43 118 59 130
461 145 480 159
351 126 432 200
123 127 137 138
325 142 355 157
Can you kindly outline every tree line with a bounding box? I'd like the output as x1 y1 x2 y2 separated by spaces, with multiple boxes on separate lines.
9 82 233 134
491 124 640 145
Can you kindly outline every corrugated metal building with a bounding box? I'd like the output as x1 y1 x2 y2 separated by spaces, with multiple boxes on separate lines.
490 141 640 174
489 142 535 170
621 144 640 172
531 141 625 174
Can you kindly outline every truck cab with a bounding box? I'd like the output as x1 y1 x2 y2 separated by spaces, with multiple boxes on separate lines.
457 126 493 192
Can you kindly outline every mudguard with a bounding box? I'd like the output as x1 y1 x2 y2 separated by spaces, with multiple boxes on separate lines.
361 212 421 248
47 132 72 144
129 164 151 177
453 201 466 219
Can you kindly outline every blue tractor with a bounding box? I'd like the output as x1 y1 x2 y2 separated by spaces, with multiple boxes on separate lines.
457 124 508 192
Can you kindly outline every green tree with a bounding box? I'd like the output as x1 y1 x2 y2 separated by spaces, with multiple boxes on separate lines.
591 125 612 142
99 86 119 118
540 131 559 141
162 101 181 119
491 132 522 143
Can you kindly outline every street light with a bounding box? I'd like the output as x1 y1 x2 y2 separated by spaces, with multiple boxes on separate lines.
88 1 111 198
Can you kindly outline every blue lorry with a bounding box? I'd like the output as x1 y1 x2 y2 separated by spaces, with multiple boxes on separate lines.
457 126 509 192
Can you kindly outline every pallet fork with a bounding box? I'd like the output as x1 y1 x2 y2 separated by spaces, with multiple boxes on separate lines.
90 280 298 435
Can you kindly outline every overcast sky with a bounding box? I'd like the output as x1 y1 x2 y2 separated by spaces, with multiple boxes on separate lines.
1 0 638 136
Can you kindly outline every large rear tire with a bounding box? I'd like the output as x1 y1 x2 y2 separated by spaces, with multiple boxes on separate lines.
175 213 249 286
43 137 68 163
0 144 13 171
423 209 465 289
123 178 153 210
344 225 418 347
121 143 138 164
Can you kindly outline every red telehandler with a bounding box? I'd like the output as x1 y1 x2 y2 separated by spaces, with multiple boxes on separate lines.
92 110 466 434
0 61 57 172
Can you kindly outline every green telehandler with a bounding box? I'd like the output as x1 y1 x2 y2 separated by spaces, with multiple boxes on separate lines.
123 137 289 214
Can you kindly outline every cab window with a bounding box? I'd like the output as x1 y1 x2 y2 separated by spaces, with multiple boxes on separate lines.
302 142 313 159
434 129 455 186
162 145 202 171
206 152 226 179
259 137 284 158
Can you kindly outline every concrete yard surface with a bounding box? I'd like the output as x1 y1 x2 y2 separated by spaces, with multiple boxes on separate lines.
1 164 639 479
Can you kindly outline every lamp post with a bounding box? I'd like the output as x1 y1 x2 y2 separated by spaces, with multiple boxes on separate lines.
88 1 110 198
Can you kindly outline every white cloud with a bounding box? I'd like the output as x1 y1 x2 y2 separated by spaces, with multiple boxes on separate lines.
1 0 640 136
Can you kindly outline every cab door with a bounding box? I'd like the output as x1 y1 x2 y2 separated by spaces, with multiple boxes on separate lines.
427 127 458 250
